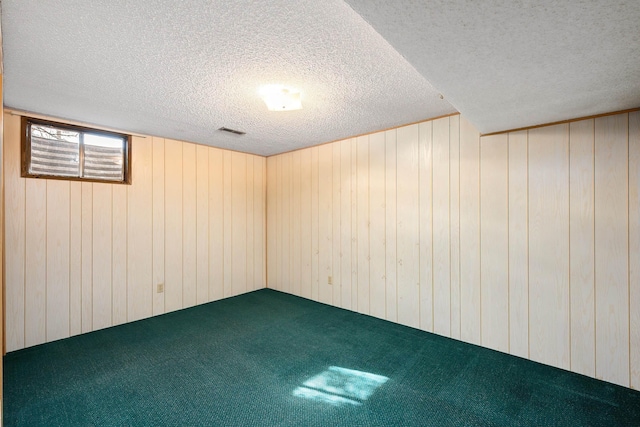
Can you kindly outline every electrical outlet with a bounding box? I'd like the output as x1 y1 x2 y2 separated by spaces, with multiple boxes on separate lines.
157 283 164 293
328 276 333 285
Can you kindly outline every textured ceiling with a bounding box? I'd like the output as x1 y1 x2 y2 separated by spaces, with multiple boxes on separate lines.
0 0 454 156
2 1 638 155
343 0 640 134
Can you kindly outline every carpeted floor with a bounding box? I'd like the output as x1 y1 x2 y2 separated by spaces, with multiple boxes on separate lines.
4 289 640 426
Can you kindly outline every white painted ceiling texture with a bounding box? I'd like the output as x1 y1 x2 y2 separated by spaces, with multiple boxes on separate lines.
1 0 453 156
343 0 640 134
2 1 639 155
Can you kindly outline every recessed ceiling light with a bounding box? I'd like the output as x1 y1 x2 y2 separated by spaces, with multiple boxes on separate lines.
259 85 302 111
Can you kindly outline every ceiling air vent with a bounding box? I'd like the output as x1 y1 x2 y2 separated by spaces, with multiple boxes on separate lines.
218 127 246 136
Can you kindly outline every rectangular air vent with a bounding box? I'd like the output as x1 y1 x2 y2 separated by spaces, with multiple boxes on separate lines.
218 127 246 135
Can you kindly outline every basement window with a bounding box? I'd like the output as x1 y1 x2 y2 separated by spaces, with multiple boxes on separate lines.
21 117 131 184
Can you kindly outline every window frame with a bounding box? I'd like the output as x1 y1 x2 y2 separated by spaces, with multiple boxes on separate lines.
21 117 132 184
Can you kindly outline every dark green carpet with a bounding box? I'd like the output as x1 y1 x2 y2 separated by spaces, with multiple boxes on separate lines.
4 289 640 426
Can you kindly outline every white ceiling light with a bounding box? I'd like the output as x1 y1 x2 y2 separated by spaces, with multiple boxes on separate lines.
259 85 303 111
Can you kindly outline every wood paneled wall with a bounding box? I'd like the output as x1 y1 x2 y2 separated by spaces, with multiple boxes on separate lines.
266 111 640 389
3 112 266 352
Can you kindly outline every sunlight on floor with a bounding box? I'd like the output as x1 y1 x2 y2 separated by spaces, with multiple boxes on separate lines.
293 366 389 406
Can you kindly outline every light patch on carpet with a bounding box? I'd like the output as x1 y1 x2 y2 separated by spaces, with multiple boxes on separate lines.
293 366 388 406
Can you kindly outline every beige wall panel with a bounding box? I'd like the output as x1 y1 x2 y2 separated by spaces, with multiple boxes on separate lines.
69 181 82 336
385 130 398 322
432 117 450 335
291 151 302 295
629 110 640 390
196 145 209 302
254 157 266 289
569 119 595 377
369 132 386 318
128 136 153 322
350 141 358 307
92 183 113 331
223 150 233 297
112 184 127 326
152 137 165 315
311 147 320 300
595 114 629 387
4 113 25 351
396 124 420 328
46 180 70 342
508 130 529 358
266 156 277 290
231 152 248 296
340 140 353 309
459 116 481 345
480 134 509 352
449 116 461 339
246 156 256 292
25 179 47 346
418 122 433 331
281 154 292 294
355 136 369 312
299 149 313 299
81 182 93 332
273 156 282 291
319 145 334 305
182 143 197 307
332 143 342 307
528 124 570 370
164 139 183 311
208 148 224 300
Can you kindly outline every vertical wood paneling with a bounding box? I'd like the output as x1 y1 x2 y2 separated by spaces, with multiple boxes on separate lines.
449 116 461 339
332 143 342 307
350 140 358 308
508 130 529 358
92 183 112 330
459 116 481 345
299 150 312 299
385 131 398 322
369 132 386 318
266 156 277 290
311 147 320 300
340 139 352 309
223 150 233 297
182 143 197 307
69 181 82 336
25 179 47 347
129 136 153 322
196 145 209 302
4 114 25 351
318 145 333 305
231 152 247 296
164 139 183 311
290 151 301 295
246 156 255 291
274 156 282 291
209 148 224 300
356 136 369 313
418 122 433 331
629 110 640 390
480 134 509 352
281 154 291 294
254 157 266 289
432 118 450 335
81 182 93 333
595 114 629 386
569 119 595 377
396 125 420 328
46 180 70 341
112 184 127 325
528 124 570 369
4 113 267 353
152 137 165 315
